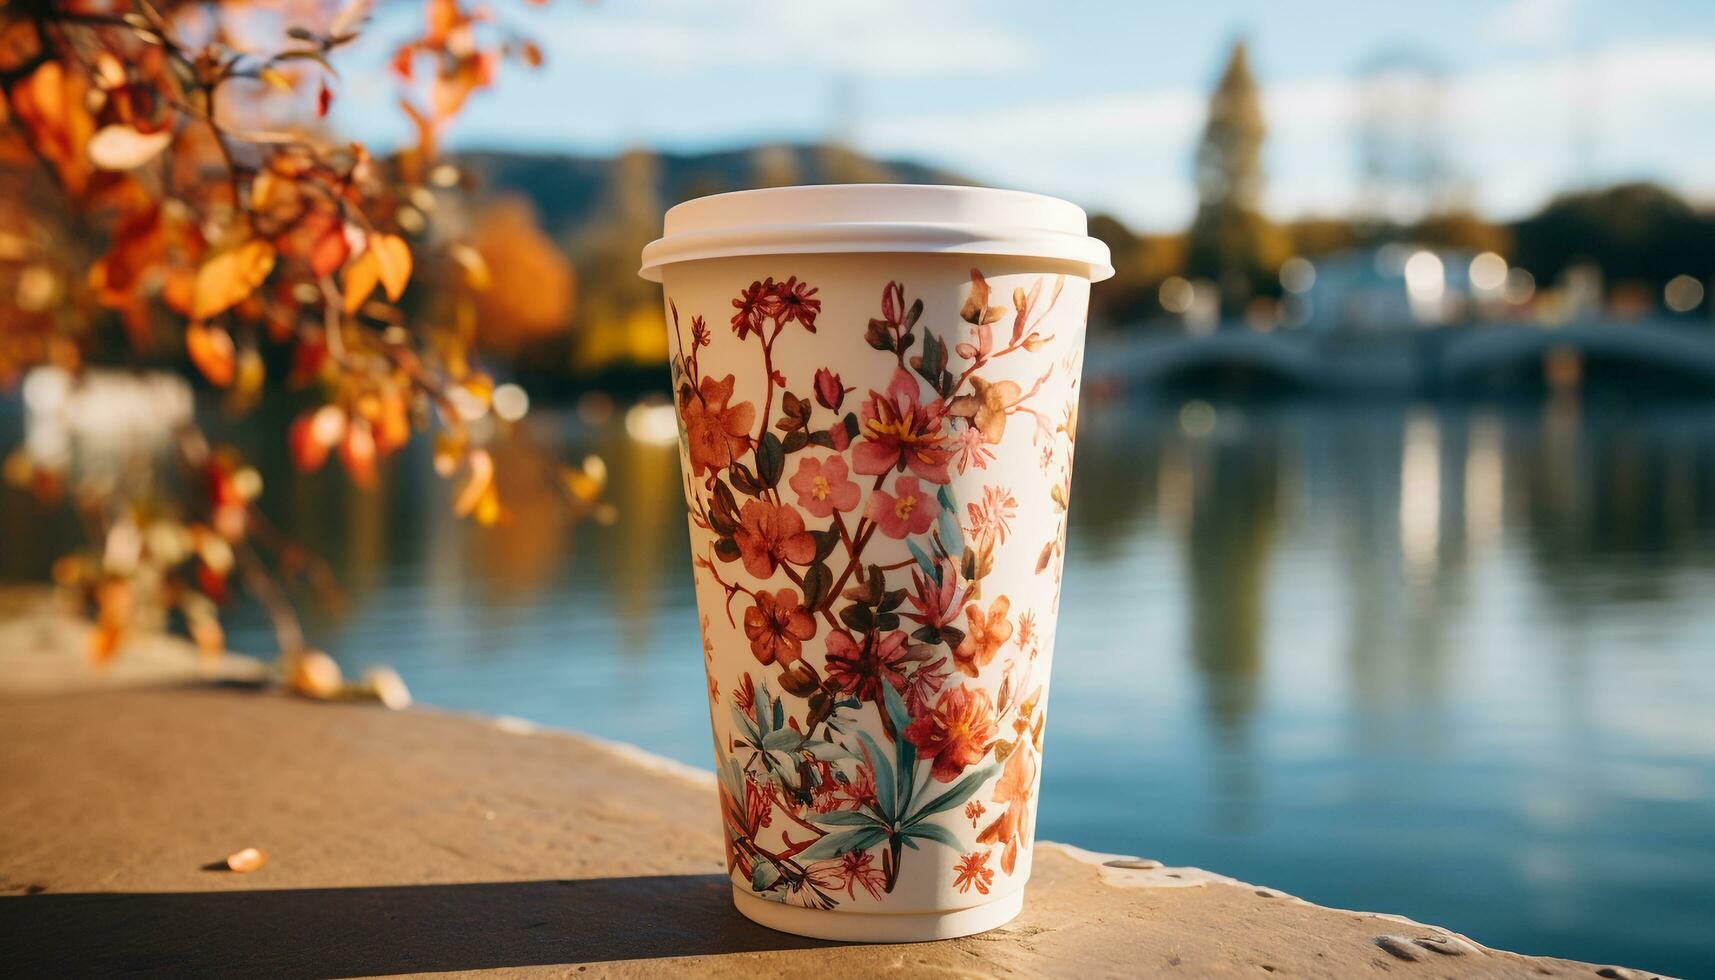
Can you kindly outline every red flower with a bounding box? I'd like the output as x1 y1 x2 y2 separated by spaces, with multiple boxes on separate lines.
774 276 821 331
865 475 939 540
852 368 952 484
903 654 950 714
730 278 780 339
809 849 888 901
824 629 911 704
813 367 850 411
733 673 756 716
904 559 966 632
731 499 817 579
788 454 860 518
953 850 994 895
904 684 997 783
742 588 816 666
682 374 755 476
965 800 987 826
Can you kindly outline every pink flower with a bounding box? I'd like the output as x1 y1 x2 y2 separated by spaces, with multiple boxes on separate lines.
966 485 1018 544
852 368 952 484
788 454 860 518
950 420 995 474
813 368 850 412
865 475 938 539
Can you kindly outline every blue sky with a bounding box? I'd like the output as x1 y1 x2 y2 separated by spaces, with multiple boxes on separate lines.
337 0 1715 230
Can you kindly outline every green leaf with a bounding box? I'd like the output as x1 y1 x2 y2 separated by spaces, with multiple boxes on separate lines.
771 694 785 732
782 429 809 454
882 679 911 738
935 486 964 556
902 821 964 851
801 562 832 611
811 810 888 829
908 764 999 823
730 702 760 744
761 729 802 752
857 730 896 820
911 330 948 389
796 826 889 862
756 432 785 488
906 538 938 582
752 861 781 891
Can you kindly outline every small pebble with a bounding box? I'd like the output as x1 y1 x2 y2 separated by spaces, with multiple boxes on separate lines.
1255 889 1276 898
1418 935 1480 956
1102 858 1162 870
225 847 268 873
1373 935 1421 961
1595 969 1638 980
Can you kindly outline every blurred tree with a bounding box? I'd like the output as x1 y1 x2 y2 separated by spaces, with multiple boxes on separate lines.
572 148 667 373
1087 213 1187 332
469 197 576 354
1185 41 1288 312
0 0 604 686
1408 210 1510 256
1512 183 1715 295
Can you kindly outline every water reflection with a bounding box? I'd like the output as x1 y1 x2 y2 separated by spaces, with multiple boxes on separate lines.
3 392 1714 975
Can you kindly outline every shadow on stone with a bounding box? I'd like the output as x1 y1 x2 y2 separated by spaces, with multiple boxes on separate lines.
2 873 843 977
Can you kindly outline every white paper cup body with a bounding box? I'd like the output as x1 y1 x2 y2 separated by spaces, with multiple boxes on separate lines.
643 186 1107 942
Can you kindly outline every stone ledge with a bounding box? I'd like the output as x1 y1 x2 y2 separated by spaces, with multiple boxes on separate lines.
0 681 1665 978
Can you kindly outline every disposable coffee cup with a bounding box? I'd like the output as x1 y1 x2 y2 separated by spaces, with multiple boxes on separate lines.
640 184 1112 942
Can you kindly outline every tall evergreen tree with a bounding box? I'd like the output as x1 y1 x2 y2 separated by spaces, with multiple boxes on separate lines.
1186 41 1287 311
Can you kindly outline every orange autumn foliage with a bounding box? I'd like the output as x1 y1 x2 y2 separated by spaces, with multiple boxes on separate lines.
468 197 575 351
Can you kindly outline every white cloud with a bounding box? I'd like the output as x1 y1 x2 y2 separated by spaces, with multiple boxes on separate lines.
1482 0 1578 48
857 39 1715 229
533 0 1039 78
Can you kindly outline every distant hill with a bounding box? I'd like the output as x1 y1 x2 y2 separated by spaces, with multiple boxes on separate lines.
449 143 972 383
456 143 970 243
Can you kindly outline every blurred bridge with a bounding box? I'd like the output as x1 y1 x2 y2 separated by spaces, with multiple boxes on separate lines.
1087 320 1715 396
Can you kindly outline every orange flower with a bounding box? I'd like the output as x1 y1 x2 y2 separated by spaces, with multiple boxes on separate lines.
953 850 994 895
742 588 816 666
682 374 755 476
976 740 1038 875
953 596 1013 676
904 684 997 783
732 499 817 580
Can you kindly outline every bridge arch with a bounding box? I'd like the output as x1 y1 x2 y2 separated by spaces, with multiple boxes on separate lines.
1438 323 1715 393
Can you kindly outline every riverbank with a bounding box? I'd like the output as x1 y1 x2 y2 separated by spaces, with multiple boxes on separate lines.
0 594 1666 977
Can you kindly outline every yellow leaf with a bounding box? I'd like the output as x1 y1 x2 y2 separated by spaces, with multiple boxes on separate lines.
341 249 380 313
87 124 172 171
192 240 275 320
371 233 412 300
340 233 412 312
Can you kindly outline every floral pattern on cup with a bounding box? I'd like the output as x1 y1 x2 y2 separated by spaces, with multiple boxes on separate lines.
671 269 1078 910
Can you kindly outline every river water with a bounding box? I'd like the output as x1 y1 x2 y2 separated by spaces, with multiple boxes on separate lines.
4 392 1712 976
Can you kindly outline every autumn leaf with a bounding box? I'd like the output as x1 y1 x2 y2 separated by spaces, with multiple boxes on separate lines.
185 324 237 387
192 240 276 320
341 233 411 312
86 124 172 170
959 268 1006 326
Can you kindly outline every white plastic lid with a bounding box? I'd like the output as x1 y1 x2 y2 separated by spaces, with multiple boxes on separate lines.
639 184 1113 283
